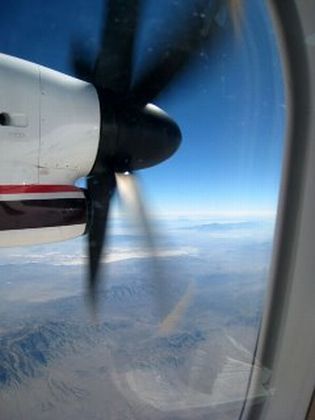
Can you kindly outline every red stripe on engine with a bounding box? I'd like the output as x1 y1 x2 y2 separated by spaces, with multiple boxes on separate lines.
0 185 81 194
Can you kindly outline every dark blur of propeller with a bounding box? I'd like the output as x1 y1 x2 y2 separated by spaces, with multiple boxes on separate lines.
94 0 141 92
70 0 235 311
130 0 224 106
86 171 116 308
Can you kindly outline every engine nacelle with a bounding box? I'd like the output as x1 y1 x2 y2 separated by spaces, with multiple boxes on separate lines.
0 185 87 246
0 53 100 185
0 53 101 246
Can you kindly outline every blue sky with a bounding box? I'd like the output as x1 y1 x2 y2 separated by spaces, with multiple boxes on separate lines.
0 0 285 217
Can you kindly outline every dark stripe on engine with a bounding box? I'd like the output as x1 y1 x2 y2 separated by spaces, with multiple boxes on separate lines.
0 199 86 231
0 184 81 194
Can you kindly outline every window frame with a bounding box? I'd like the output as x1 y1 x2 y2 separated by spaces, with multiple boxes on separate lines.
241 1 315 418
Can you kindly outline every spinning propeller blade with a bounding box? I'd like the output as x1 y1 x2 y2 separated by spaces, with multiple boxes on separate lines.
69 0 241 313
86 172 116 307
115 172 169 319
94 0 142 93
130 0 225 105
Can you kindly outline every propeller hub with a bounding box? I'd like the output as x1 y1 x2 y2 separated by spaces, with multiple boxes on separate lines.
93 94 182 174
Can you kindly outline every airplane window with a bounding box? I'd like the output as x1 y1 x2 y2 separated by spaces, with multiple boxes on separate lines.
0 1 285 419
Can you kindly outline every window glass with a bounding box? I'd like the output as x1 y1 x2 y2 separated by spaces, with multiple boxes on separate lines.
0 1 285 419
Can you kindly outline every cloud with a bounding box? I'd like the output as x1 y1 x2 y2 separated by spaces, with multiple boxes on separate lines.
0 216 274 271
0 246 198 267
181 221 264 231
173 218 275 242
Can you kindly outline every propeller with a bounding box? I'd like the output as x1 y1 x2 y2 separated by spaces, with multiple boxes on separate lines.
70 0 235 311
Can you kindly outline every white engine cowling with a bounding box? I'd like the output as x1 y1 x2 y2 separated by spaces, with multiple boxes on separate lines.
0 53 101 246
0 53 100 185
